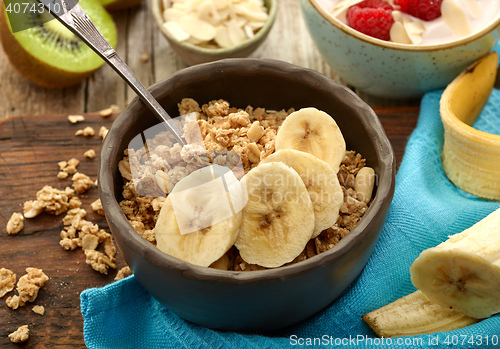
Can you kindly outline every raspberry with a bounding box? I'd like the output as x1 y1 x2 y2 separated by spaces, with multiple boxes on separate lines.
346 0 395 41
394 0 442 21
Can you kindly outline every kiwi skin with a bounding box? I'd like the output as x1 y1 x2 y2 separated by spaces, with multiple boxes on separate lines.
103 0 144 11
0 0 112 88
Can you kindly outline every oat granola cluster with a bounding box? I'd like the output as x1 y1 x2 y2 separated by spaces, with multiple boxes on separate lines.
0 268 16 298
8 325 29 343
5 268 48 310
118 98 373 271
3 106 125 344
60 200 117 275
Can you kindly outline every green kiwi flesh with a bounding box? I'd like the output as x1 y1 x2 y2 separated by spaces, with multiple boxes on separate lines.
1 0 116 83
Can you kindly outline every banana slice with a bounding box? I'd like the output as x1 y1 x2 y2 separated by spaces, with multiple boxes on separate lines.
235 162 315 268
410 207 500 319
440 52 500 200
155 165 243 267
275 108 346 172
362 290 479 338
261 149 343 238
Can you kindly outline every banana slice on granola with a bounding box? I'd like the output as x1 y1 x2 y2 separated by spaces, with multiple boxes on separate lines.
261 149 343 238
275 107 346 172
155 165 243 267
235 162 315 268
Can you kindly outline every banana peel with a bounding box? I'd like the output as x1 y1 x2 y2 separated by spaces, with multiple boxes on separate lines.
362 291 479 338
440 52 500 200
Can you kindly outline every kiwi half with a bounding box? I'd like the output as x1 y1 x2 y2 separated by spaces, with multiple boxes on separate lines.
0 0 117 88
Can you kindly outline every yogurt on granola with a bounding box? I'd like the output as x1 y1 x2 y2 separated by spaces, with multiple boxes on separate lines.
317 0 500 45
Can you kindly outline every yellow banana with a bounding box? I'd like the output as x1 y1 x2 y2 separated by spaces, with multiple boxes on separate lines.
440 51 500 200
411 207 500 319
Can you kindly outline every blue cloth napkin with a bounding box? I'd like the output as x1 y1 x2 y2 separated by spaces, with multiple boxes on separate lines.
81 73 500 349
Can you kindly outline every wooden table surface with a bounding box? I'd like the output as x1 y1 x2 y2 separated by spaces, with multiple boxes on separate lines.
0 0 421 347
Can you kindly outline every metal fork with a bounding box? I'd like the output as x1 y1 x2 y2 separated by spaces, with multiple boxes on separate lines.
36 0 185 145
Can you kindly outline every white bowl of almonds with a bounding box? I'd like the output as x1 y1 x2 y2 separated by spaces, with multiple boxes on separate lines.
152 0 277 65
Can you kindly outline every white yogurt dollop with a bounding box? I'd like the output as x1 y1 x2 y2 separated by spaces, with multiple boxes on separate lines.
316 0 500 45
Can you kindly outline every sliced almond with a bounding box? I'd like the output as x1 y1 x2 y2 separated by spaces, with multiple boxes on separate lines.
214 25 233 48
404 20 425 35
81 234 99 251
163 21 190 42
243 24 254 39
390 21 412 44
331 0 364 17
180 14 216 41
247 20 265 30
197 0 221 25
403 20 424 44
442 0 472 38
233 3 268 22
163 8 185 22
212 0 228 9
461 0 482 19
227 19 247 45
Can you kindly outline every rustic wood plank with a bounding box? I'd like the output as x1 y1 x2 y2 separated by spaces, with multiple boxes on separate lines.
152 10 187 82
0 49 86 120
251 0 338 80
374 106 420 169
0 113 126 348
85 10 130 113
124 1 156 105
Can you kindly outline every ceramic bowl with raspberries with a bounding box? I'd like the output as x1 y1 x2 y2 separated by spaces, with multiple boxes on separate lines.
300 0 500 98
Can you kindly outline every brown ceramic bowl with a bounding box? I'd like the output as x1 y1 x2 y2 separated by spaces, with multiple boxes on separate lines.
98 58 395 332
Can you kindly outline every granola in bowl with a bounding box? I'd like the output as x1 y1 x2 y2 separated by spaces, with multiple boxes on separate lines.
118 98 374 270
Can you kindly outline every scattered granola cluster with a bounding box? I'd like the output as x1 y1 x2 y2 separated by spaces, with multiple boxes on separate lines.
67 114 85 124
4 117 121 276
6 213 23 235
1 268 46 343
8 325 29 343
5 268 48 310
57 158 80 179
60 200 117 275
84 149 97 159
32 304 45 315
114 266 132 280
23 186 75 218
118 98 373 271
75 126 96 137
3 109 128 344
99 126 109 140
72 173 94 194
0 268 16 297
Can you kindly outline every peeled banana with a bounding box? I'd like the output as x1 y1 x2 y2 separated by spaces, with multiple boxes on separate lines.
411 207 500 319
155 165 243 267
440 51 500 200
235 162 315 268
261 149 343 238
363 207 500 336
362 290 479 338
275 107 346 172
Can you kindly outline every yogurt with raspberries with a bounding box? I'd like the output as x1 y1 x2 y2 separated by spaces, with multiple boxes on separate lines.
317 0 500 45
